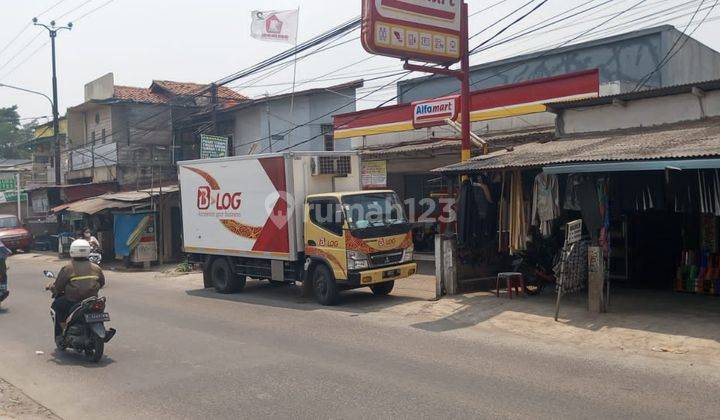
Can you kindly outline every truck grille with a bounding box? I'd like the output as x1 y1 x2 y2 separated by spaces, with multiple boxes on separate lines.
369 251 403 268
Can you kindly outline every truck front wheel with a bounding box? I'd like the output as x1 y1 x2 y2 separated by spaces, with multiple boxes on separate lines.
312 264 339 306
211 257 245 294
370 281 395 296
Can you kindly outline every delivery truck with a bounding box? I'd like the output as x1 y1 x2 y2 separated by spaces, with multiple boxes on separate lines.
178 152 417 305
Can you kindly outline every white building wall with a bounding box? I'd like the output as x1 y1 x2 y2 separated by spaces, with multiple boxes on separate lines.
562 90 720 134
233 87 358 156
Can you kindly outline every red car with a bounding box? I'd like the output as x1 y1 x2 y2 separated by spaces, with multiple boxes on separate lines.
0 214 32 253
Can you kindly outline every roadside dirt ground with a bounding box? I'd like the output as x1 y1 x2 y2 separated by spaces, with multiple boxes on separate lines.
0 378 59 420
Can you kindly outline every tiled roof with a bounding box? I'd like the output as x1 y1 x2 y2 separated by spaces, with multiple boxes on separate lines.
151 80 247 102
113 86 170 104
111 81 247 105
435 119 720 173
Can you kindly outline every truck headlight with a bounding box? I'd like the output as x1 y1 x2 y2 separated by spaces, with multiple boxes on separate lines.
347 250 369 270
401 247 414 263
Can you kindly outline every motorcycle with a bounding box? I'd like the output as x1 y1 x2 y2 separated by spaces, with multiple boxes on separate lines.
89 247 102 265
44 270 116 362
0 274 7 308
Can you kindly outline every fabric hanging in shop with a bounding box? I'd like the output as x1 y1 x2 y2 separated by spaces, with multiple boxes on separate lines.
597 177 611 255
698 169 720 216
498 172 509 253
577 175 602 242
509 170 528 254
700 214 718 253
472 178 492 219
531 173 560 237
564 174 582 211
457 180 476 247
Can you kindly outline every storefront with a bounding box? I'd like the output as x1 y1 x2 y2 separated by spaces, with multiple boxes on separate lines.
437 112 720 307
334 70 600 257
52 185 181 263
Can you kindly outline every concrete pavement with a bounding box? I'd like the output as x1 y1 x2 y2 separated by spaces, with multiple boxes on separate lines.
0 253 718 419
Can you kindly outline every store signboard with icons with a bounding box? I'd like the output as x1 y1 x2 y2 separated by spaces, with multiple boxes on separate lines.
361 0 462 64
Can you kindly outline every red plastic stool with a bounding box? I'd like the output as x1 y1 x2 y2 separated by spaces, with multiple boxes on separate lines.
496 272 525 298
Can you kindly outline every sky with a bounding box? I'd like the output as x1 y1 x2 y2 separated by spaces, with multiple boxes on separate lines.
1 0 719 122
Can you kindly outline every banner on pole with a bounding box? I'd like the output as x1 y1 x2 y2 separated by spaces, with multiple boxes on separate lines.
251 10 299 44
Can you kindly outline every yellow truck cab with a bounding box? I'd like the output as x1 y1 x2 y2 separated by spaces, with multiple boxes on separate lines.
304 190 417 305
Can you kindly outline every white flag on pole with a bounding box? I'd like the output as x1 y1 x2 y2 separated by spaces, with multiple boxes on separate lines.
250 10 299 44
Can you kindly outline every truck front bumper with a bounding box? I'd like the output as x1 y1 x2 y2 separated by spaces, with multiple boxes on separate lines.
346 262 417 287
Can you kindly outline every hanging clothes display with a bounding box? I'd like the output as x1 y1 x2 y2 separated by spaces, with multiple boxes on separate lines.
564 174 583 211
597 177 611 255
531 173 560 237
697 169 720 216
577 175 603 242
509 171 528 254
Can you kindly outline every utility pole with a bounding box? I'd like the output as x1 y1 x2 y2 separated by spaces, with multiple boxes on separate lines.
33 18 72 186
15 172 21 222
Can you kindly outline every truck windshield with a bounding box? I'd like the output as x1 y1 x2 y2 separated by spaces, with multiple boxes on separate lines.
342 193 407 230
0 216 20 229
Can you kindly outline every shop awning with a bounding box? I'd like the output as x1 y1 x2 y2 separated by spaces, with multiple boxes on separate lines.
55 197 137 215
51 185 178 215
434 119 720 174
544 158 720 174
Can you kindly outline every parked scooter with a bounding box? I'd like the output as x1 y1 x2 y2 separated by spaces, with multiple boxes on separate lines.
44 270 116 362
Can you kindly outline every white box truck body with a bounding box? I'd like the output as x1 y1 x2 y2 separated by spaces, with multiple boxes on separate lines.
178 152 417 305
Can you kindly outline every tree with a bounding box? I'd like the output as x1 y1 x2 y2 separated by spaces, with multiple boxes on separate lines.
0 106 33 159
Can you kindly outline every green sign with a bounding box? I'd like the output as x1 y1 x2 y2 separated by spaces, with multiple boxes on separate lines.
0 179 16 191
200 134 229 159
0 191 27 203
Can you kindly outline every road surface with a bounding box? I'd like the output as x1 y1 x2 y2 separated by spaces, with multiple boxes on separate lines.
0 254 717 419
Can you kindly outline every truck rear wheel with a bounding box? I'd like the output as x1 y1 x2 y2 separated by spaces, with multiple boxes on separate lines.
312 264 339 306
370 281 395 296
211 258 245 294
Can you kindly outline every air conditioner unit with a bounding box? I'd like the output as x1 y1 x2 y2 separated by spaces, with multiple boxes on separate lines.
310 155 352 176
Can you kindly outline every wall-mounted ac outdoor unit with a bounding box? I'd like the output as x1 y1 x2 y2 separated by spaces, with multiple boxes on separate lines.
310 155 352 176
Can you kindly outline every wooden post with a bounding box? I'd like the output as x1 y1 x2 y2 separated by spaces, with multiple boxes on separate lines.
443 236 458 296
434 234 445 299
588 246 605 313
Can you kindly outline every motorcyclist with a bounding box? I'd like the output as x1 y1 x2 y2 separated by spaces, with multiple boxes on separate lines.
48 239 105 339
83 228 101 252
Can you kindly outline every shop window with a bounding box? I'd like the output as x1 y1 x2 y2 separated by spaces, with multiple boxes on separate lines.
101 128 106 144
91 131 96 145
308 198 343 236
321 124 334 151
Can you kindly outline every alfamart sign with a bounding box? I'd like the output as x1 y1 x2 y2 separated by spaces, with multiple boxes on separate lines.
412 95 459 128
362 0 462 64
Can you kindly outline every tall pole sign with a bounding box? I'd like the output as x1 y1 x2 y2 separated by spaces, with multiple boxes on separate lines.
361 0 462 64
361 0 472 164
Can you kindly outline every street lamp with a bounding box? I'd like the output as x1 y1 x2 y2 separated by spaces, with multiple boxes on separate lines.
0 83 54 109
33 18 72 186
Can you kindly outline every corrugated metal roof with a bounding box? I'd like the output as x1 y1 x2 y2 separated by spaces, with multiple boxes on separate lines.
54 197 137 215
52 185 178 214
361 129 554 157
549 79 720 110
103 185 178 202
435 119 720 173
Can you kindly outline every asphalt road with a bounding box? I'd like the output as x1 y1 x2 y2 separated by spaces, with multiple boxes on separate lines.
0 254 718 419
